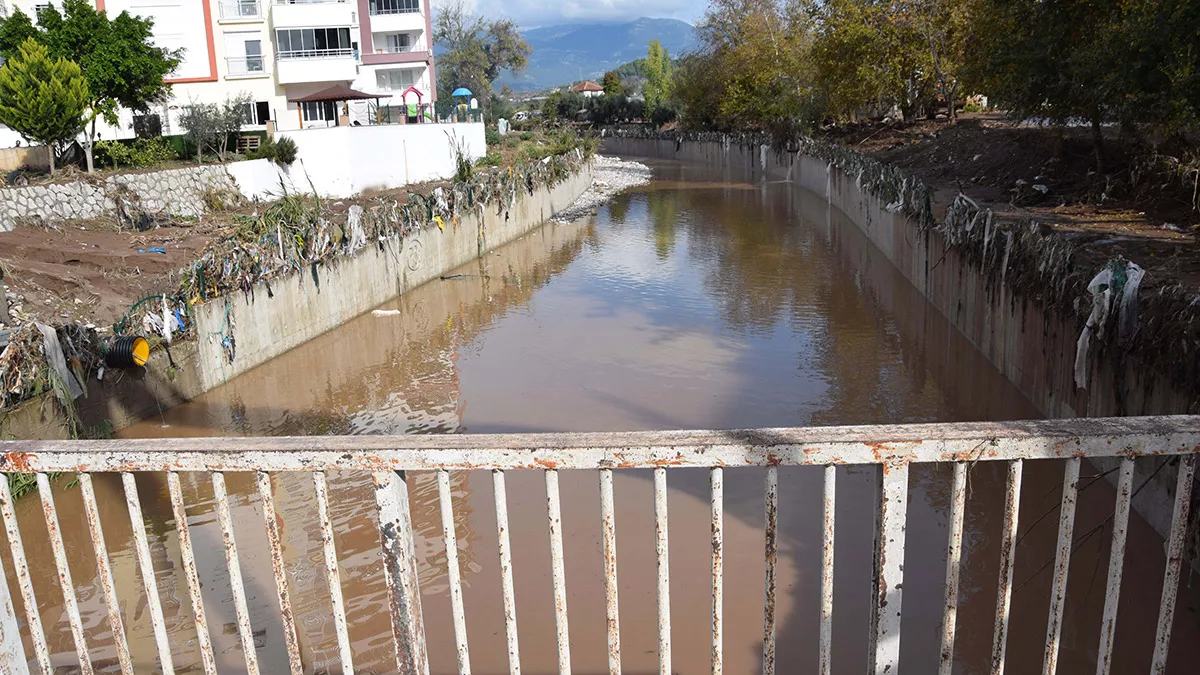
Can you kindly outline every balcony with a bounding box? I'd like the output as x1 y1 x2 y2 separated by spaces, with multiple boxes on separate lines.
272 0 356 29
226 55 269 78
275 48 358 84
368 0 423 33
218 0 262 21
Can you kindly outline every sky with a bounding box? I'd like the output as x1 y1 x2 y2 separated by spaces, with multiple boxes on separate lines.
459 0 706 28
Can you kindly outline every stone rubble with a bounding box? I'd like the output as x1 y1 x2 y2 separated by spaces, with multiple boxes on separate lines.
552 155 652 223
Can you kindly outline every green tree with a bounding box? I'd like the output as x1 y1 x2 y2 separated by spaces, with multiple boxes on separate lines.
602 70 622 96
811 0 932 121
0 38 90 174
0 1 181 172
643 40 674 118
434 0 531 117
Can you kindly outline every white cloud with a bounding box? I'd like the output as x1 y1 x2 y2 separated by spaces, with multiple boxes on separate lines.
475 0 704 27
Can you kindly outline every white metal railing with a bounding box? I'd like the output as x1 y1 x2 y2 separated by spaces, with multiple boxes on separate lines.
218 0 261 18
275 46 355 60
226 55 267 76
0 416 1197 674
370 0 420 14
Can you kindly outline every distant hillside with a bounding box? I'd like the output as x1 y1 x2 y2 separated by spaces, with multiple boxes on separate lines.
498 17 696 91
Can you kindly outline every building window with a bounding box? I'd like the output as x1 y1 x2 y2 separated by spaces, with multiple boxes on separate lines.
227 37 265 75
219 0 260 18
301 100 338 123
243 101 271 125
375 68 416 92
132 114 163 138
276 27 354 59
369 0 419 15
386 33 411 53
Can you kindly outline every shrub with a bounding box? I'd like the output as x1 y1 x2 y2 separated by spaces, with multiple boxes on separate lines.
94 137 172 169
248 137 277 161
476 152 502 167
485 127 501 145
273 137 298 166
519 131 533 141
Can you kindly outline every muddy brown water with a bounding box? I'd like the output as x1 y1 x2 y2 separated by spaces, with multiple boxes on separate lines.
5 158 1200 674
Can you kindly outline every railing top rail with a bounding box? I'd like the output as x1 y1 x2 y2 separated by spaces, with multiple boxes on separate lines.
3 415 1199 473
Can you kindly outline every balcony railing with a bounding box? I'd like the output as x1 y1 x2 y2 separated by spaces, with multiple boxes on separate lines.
226 55 268 76
218 0 261 19
1 416 1198 673
370 0 420 15
276 46 355 60
274 0 351 4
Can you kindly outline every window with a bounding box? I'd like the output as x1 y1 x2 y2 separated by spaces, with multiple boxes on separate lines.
243 101 271 125
386 33 411 52
132 114 163 138
301 100 338 122
369 0 419 15
275 28 353 58
375 68 416 92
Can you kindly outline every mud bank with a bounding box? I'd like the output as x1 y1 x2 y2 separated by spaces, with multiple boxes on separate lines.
603 136 1189 541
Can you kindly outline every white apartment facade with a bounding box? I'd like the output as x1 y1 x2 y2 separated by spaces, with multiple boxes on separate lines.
1 0 437 144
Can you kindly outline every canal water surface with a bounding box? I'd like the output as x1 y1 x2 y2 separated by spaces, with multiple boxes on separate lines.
7 158 1200 673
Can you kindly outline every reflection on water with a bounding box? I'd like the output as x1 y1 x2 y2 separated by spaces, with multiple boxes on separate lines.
4 159 1199 673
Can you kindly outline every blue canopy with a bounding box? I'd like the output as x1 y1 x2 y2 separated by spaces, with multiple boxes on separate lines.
451 87 473 98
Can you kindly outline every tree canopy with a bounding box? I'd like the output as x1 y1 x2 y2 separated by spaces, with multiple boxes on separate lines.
670 0 1200 158
0 38 89 173
433 0 531 116
0 0 181 170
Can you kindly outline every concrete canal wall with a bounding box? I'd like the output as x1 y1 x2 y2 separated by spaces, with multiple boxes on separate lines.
603 136 1187 540
3 162 594 439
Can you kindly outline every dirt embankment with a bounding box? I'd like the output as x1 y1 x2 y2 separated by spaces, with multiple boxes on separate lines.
0 181 450 330
828 113 1200 288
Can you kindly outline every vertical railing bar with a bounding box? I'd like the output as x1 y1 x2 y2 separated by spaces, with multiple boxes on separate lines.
1095 457 1134 675
868 462 909 675
313 471 355 673
493 469 522 675
0 477 51 675
253 471 301 675
938 462 968 675
373 470 430 675
991 459 1023 675
1150 454 1196 674
598 469 620 675
168 472 218 675
1042 457 1081 675
819 464 835 675
545 469 572 675
762 466 778 675
79 473 133 675
211 471 259 675
711 466 724 675
0 504 29 675
122 472 175 675
36 473 93 675
438 470 471 675
654 467 671 675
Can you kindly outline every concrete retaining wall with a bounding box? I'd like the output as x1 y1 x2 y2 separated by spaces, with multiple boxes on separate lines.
603 137 1186 539
193 162 593 389
273 123 487 198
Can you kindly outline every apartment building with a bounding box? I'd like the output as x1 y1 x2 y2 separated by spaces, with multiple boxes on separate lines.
2 0 437 143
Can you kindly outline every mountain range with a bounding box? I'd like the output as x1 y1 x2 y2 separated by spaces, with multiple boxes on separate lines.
497 17 697 91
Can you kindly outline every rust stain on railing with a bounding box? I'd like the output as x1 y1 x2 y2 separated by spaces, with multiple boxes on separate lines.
0 415 1197 674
